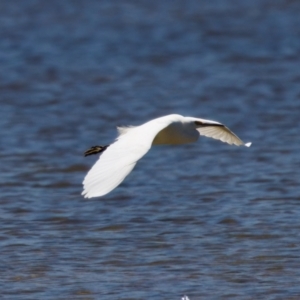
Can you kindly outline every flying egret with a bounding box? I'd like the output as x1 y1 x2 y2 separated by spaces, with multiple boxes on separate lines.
82 114 251 198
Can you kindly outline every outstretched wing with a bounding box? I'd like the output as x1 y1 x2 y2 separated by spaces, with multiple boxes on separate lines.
82 137 149 198
195 119 251 147
82 118 173 198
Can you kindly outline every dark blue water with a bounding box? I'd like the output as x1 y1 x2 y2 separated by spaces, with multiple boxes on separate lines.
1 1 300 299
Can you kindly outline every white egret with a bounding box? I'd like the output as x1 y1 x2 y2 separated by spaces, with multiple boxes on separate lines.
82 114 251 198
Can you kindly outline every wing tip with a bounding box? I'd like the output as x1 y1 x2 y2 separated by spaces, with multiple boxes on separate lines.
82 186 108 198
81 189 91 198
82 192 94 199
245 142 252 147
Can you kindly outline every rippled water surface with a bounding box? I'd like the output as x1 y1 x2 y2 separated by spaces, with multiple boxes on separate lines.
1 1 300 299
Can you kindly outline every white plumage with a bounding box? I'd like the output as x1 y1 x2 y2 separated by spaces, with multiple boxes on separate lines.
82 114 251 198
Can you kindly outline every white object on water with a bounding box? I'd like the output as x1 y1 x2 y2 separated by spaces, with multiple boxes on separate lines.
182 296 190 300
82 114 251 198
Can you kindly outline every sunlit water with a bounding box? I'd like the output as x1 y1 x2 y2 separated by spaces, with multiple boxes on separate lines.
1 1 300 299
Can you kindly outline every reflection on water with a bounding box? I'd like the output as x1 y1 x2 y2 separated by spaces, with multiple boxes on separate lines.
1 0 300 299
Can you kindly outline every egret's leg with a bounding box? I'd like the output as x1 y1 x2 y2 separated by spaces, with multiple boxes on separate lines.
84 145 109 157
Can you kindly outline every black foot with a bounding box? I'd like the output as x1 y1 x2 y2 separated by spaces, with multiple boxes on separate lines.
84 145 109 157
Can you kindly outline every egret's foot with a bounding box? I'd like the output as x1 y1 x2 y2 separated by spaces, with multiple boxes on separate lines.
84 145 108 157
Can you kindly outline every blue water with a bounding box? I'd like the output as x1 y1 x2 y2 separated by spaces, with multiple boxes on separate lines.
1 1 300 299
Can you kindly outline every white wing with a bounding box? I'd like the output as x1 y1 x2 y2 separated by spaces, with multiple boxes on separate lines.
82 117 173 198
195 119 251 147
82 138 149 198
